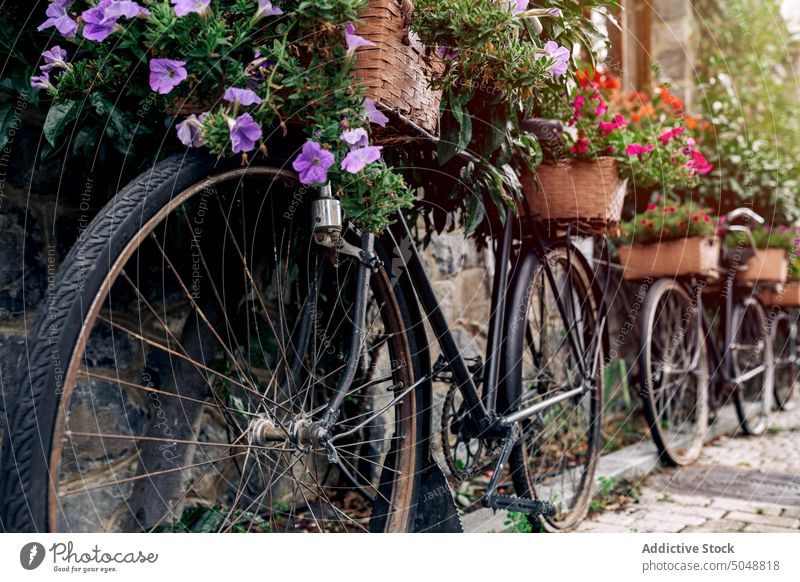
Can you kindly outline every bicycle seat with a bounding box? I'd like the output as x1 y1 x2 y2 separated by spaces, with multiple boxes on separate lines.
520 118 564 142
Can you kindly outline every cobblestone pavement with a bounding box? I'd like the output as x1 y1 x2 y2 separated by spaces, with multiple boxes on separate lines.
577 405 800 533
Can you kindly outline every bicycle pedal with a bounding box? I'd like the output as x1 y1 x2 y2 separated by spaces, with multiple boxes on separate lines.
485 494 556 516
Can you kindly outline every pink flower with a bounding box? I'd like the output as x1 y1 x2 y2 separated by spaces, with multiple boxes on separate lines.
598 114 626 135
573 94 586 119
686 149 713 175
341 145 383 173
658 126 686 145
591 91 607 116
626 143 654 156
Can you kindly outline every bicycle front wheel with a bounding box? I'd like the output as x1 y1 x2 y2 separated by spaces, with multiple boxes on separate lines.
638 279 709 466
502 242 603 532
732 297 774 435
1 154 426 533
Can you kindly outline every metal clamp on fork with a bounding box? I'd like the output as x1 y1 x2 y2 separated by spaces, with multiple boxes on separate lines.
312 184 382 270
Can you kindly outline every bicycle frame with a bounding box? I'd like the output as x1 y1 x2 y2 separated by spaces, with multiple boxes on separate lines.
386 209 606 438
691 271 769 409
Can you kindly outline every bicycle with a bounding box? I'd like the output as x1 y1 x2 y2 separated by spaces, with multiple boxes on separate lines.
0 110 610 532
768 302 799 411
636 208 775 466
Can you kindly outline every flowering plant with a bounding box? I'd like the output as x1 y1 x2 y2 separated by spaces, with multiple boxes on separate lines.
619 200 717 246
408 1 615 230
30 0 413 232
546 68 712 196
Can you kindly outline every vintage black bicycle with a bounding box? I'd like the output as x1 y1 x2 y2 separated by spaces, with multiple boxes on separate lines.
0 113 610 532
635 208 775 466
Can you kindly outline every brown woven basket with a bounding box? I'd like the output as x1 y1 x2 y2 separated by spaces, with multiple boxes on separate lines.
521 158 625 226
761 282 800 307
618 237 721 281
735 248 788 284
355 0 442 135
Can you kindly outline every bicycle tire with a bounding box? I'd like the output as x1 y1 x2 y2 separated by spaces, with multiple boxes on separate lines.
0 153 428 533
638 278 709 466
502 242 603 532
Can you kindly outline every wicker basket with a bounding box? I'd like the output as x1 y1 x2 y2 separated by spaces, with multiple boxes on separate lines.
617 237 721 281
521 158 625 227
761 282 800 307
735 248 788 284
355 0 442 135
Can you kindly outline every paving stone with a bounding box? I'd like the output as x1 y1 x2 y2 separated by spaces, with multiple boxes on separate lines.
682 520 748 533
742 524 799 533
725 512 800 529
650 502 726 520
709 498 785 516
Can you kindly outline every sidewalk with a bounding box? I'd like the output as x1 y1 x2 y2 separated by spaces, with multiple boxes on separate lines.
577 405 800 533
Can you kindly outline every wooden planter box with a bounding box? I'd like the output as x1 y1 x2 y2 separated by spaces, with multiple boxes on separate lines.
761 282 800 307
735 248 788 284
521 158 626 226
618 237 721 281
355 0 442 135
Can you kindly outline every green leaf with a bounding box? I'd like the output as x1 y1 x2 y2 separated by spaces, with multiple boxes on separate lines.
0 103 14 151
43 100 80 147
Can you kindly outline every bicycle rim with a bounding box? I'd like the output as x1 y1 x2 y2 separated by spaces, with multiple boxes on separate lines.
46 167 419 532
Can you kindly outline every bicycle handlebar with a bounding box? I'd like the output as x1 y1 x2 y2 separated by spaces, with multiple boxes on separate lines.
726 207 765 225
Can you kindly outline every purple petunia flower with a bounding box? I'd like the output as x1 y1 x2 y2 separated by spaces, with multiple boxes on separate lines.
223 87 262 106
341 145 382 174
512 0 529 14
435 46 460 60
254 0 283 20
536 40 570 77
30 71 54 92
172 0 210 17
340 127 369 149
229 113 262 153
149 58 188 94
364 98 389 127
82 0 149 42
41 46 69 72
37 0 78 38
105 0 149 18
292 141 335 185
344 23 375 52
176 113 206 148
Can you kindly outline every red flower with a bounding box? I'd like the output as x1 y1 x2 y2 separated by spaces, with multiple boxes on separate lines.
570 137 590 156
647 203 657 211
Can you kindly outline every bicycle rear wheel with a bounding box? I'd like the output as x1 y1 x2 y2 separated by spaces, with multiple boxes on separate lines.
732 297 774 435
771 311 799 411
638 279 709 465
502 242 603 532
0 154 426 532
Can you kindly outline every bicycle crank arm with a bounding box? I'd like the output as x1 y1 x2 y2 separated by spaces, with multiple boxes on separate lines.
481 423 556 517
